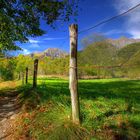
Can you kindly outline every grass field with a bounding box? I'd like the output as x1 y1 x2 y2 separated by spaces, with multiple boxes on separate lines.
0 78 140 140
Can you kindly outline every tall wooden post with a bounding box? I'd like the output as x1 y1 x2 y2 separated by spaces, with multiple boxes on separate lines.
22 72 24 85
33 59 38 88
26 67 28 84
18 72 21 80
69 24 80 124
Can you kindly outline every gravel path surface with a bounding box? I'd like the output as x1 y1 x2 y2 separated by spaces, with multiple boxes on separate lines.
0 90 21 139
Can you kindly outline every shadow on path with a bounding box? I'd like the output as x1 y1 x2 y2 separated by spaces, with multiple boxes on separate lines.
0 89 21 139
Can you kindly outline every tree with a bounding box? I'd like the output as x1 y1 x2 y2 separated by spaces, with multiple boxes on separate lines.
0 0 78 52
15 54 33 83
0 57 16 80
116 42 140 78
78 34 117 78
117 42 140 66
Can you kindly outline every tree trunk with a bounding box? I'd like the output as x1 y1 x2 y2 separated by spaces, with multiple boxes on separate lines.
69 24 80 124
33 59 38 88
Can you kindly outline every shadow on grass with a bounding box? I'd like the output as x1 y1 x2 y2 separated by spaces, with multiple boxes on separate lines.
79 80 140 103
11 79 140 140
36 79 140 104
34 79 140 139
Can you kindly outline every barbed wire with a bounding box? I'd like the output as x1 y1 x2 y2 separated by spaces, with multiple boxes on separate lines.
78 3 140 34
54 3 140 51
1 3 140 60
78 64 140 69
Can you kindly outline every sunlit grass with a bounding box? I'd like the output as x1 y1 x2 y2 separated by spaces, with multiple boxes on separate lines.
0 80 20 91
1 78 140 139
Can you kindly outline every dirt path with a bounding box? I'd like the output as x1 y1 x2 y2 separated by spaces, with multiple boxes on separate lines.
0 90 21 139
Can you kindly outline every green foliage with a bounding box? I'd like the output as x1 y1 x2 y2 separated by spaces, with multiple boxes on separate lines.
0 0 77 52
0 58 16 80
15 54 33 73
78 41 117 78
77 41 140 78
117 42 140 65
0 54 34 81
39 57 69 75
79 41 116 65
1 41 140 81
116 42 140 78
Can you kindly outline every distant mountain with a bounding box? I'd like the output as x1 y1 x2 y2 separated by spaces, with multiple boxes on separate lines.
43 48 68 58
30 48 68 58
117 42 140 66
107 37 140 48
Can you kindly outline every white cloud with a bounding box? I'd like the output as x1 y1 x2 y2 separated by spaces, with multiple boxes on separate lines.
43 37 65 41
23 49 30 55
29 39 40 43
29 43 40 48
114 0 140 39
129 30 140 39
28 36 65 44
27 38 41 48
15 49 31 55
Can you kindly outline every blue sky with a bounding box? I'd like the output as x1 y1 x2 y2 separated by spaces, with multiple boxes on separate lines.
16 0 140 55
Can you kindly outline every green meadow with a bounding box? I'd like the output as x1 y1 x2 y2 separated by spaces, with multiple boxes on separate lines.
1 78 140 140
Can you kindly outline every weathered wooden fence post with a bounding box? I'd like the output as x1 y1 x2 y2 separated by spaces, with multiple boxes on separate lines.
22 72 24 85
33 59 38 88
69 24 80 124
26 67 28 84
18 72 21 80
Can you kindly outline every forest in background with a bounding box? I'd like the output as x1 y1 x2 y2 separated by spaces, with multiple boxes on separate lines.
1 37 140 81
